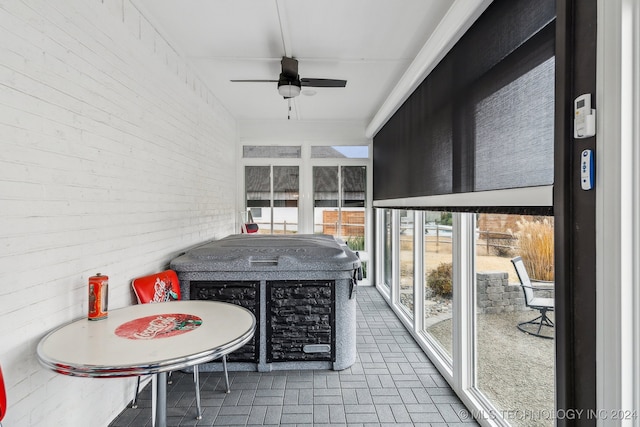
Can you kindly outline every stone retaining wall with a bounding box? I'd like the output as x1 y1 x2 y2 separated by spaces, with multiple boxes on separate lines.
476 271 554 314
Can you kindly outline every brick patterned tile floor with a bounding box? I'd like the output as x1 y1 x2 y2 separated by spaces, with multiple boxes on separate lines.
109 287 478 426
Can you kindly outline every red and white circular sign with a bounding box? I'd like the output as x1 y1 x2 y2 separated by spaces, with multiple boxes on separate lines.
115 313 202 340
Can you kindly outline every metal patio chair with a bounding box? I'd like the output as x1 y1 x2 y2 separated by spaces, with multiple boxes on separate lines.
511 256 554 339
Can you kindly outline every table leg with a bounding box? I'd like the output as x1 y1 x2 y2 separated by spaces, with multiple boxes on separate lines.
151 375 157 427
155 372 167 427
222 355 230 393
193 365 202 419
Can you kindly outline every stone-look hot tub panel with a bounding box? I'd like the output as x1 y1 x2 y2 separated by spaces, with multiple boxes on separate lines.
189 281 260 362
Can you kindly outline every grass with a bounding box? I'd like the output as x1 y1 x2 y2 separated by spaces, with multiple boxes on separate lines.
344 235 365 251
512 217 554 281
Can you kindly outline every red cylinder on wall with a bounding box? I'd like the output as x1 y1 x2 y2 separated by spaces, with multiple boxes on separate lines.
88 273 108 320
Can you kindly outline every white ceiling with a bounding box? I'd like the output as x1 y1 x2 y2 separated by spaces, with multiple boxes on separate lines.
132 0 488 129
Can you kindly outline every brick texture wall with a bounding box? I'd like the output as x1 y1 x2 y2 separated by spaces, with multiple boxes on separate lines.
0 1 237 425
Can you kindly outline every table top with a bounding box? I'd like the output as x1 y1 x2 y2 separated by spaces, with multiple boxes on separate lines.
37 300 256 378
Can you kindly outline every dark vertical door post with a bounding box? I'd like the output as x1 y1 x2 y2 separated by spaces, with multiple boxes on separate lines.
555 0 597 424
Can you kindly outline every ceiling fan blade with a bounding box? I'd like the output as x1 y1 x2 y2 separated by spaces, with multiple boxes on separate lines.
230 79 279 83
300 78 347 88
281 56 299 79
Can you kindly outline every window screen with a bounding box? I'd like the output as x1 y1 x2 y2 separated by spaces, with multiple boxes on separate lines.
342 166 366 208
311 146 369 159
273 166 299 207
243 146 301 158
314 167 339 208
246 166 270 208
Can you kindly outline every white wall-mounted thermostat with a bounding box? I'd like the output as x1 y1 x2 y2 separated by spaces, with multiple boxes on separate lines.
574 94 596 139
581 149 594 190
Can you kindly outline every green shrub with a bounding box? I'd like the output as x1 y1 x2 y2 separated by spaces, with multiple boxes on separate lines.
427 262 453 298
438 212 452 226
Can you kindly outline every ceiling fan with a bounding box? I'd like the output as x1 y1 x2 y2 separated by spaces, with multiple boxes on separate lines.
231 56 347 99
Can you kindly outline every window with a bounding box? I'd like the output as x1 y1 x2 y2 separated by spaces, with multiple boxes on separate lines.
311 145 369 159
398 210 414 318
474 214 554 426
379 209 393 292
245 166 299 234
422 211 453 360
313 166 366 248
245 166 270 208
243 145 301 158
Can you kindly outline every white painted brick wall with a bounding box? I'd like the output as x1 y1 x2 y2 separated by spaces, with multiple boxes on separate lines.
0 0 237 425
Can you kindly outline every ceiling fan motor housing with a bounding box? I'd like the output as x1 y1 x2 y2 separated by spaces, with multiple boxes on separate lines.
280 56 299 78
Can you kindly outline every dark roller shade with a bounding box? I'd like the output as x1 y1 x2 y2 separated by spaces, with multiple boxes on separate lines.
373 0 555 210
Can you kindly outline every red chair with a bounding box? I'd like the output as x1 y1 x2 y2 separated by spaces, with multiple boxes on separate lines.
132 269 181 304
241 222 259 233
130 270 231 420
1 363 6 426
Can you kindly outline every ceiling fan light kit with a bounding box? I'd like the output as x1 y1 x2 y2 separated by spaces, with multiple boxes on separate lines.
277 79 301 98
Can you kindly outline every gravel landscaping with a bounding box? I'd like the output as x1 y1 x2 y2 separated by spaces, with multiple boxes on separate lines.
428 310 555 427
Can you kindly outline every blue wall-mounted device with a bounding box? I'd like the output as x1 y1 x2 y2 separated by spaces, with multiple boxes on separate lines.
581 149 594 190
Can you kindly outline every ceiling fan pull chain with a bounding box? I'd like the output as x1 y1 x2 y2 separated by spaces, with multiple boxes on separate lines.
287 98 291 120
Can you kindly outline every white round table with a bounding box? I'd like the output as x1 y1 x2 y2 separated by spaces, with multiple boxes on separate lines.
37 300 256 427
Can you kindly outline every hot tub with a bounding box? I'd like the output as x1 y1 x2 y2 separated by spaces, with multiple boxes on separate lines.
170 234 360 372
